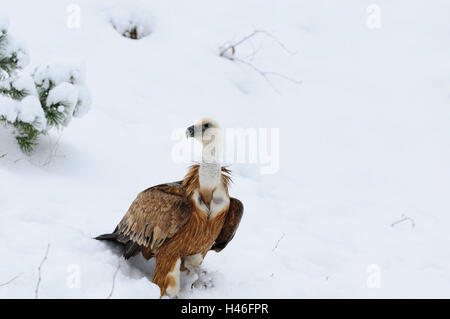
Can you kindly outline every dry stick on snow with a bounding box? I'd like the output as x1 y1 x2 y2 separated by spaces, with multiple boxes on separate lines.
234 57 301 91
41 133 64 167
0 272 23 287
219 30 301 91
391 214 416 228
35 244 50 299
219 30 297 58
272 233 285 252
0 153 7 159
107 257 121 299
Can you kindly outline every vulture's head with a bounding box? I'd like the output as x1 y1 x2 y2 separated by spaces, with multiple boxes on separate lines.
185 118 221 146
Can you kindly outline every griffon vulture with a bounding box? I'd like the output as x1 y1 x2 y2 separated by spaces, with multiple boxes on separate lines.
95 119 243 297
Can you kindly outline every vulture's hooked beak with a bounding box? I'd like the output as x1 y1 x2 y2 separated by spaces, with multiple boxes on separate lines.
185 125 195 138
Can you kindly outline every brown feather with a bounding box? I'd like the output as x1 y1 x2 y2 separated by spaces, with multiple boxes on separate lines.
211 197 244 252
98 165 238 296
182 164 232 198
116 183 191 249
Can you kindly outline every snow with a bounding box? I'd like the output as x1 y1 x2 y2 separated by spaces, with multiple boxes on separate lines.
0 94 45 130
33 62 92 124
2 37 29 69
1 0 450 299
0 14 9 34
11 75 37 96
16 95 46 129
0 95 17 122
46 82 78 126
46 82 78 110
33 63 86 89
107 6 154 39
73 84 91 117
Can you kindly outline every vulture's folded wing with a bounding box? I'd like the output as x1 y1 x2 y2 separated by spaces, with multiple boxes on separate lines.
211 197 244 252
115 182 192 258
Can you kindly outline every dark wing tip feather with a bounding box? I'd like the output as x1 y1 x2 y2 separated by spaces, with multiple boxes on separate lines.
94 226 120 241
123 241 143 259
94 233 118 241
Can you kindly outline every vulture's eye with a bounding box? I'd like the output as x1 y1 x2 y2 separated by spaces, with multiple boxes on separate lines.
203 123 210 130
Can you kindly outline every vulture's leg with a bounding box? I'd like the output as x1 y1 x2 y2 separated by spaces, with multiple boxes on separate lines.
182 253 214 290
182 253 204 273
153 256 181 298
181 253 204 290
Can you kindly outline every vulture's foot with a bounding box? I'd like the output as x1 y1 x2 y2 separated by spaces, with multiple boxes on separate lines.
191 270 214 289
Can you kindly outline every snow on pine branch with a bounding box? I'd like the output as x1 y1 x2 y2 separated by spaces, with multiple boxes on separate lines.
108 7 153 40
0 15 9 33
0 17 91 154
34 63 92 127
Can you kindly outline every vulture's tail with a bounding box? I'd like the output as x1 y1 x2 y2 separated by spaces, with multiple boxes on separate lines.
94 226 120 242
94 233 119 241
94 227 142 260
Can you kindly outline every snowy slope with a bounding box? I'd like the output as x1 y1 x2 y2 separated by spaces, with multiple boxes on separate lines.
1 0 450 298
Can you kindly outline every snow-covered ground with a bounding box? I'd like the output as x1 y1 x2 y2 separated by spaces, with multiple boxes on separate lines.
1 0 450 298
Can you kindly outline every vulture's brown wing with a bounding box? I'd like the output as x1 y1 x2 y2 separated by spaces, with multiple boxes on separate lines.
211 197 244 252
115 182 191 258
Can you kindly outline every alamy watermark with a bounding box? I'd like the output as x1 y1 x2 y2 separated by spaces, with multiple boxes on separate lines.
366 4 382 29
66 264 81 289
171 127 280 175
366 264 381 288
66 4 81 29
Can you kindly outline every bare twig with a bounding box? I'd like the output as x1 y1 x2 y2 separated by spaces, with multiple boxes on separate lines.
0 153 7 159
272 233 285 252
0 272 23 287
107 257 121 299
41 134 64 167
219 29 297 58
234 57 301 92
391 214 415 228
35 244 50 299
219 29 301 91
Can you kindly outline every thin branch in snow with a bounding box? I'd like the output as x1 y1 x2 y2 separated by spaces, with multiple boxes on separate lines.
0 272 23 287
272 233 285 252
35 244 50 299
107 257 121 299
219 29 301 91
391 214 415 228
0 153 7 159
219 29 297 58
234 57 301 92
257 30 298 55
41 133 65 167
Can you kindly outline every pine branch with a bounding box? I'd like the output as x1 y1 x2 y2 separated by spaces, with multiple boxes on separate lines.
43 106 65 128
0 86 28 100
0 53 20 76
13 121 40 154
0 33 7 45
0 114 41 154
43 100 72 128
